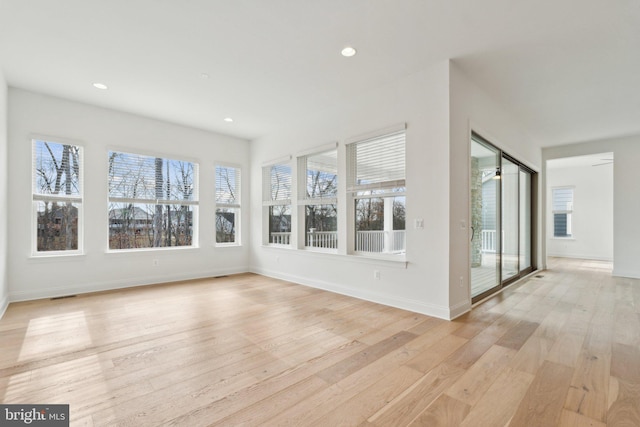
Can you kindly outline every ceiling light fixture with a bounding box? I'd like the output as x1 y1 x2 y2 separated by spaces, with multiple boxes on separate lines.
92 83 108 90
223 117 233 123
200 73 210 79
341 46 357 57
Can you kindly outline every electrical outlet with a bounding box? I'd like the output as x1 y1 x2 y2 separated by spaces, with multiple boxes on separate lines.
415 218 424 229
153 259 159 266
374 270 381 280
459 276 463 288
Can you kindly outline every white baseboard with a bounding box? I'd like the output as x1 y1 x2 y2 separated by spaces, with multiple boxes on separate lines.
8 266 250 303
0 292 8 320
547 253 613 262
251 266 453 320
612 269 640 279
449 300 471 320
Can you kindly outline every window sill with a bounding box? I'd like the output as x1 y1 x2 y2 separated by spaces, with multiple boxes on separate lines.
551 237 575 241
105 246 200 255
215 243 242 248
29 252 86 262
303 247 338 254
261 244 294 250
350 252 408 268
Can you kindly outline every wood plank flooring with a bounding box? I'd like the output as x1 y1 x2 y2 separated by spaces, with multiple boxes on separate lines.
0 257 638 426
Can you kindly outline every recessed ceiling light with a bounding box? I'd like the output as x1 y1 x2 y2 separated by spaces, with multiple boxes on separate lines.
341 46 357 57
92 83 108 90
223 117 233 123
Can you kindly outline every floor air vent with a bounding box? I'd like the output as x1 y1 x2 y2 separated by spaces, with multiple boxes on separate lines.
535 275 544 278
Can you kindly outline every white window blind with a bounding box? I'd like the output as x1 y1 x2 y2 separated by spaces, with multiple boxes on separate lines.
298 149 338 203
215 165 240 245
552 188 573 212
33 140 83 202
108 151 198 204
347 130 406 193
108 151 198 250
32 139 83 253
216 165 240 207
552 187 573 238
263 163 292 204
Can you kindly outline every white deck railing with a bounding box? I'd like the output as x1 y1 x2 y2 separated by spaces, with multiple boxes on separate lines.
270 232 291 245
391 230 405 253
481 229 505 253
270 230 406 253
481 230 496 253
306 230 338 249
356 230 385 253
356 230 406 253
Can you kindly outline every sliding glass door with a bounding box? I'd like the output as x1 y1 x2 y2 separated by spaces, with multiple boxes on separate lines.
471 133 536 302
470 138 500 298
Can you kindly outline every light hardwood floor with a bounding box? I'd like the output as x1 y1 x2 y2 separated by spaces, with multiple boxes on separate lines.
1 257 638 426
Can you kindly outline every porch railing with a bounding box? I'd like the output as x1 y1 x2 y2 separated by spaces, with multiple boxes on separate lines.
270 232 290 245
269 230 406 253
356 230 406 253
356 230 385 253
306 230 338 249
391 230 405 253
481 230 496 253
481 229 505 253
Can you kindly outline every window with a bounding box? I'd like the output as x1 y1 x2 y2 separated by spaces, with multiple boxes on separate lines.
552 187 573 238
32 139 83 254
263 162 292 245
298 148 338 249
215 165 240 245
108 151 198 250
347 128 406 254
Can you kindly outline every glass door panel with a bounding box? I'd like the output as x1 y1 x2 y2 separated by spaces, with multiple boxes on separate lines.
470 138 500 298
519 169 532 272
501 157 519 282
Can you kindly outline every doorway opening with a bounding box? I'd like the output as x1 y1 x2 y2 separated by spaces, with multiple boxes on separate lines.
546 153 613 264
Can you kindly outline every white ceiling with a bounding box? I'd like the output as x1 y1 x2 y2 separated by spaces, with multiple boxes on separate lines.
547 152 614 169
1 0 639 144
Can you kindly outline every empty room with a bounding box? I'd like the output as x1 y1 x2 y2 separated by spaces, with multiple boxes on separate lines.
1 1 639 426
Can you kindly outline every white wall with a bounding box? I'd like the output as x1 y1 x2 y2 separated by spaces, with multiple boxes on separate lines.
449 62 542 312
546 163 613 261
249 60 543 320
0 68 8 317
250 62 454 319
7 89 250 301
543 136 640 278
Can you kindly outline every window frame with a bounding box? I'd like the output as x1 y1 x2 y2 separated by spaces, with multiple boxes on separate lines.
551 186 574 238
297 144 339 251
215 163 241 246
31 138 84 257
107 148 199 251
262 157 293 246
346 125 407 256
